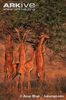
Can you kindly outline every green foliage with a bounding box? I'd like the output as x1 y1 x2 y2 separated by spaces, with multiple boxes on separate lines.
0 0 66 52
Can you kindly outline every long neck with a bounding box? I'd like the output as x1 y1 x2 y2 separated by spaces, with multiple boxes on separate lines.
32 51 35 60
39 37 45 47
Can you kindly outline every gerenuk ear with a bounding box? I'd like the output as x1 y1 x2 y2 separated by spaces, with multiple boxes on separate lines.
39 32 49 39
43 33 49 39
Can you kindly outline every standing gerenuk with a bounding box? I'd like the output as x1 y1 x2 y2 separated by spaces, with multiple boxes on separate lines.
36 33 49 83
18 40 26 94
4 34 14 80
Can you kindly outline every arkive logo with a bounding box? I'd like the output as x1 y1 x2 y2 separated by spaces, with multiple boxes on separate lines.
3 2 36 11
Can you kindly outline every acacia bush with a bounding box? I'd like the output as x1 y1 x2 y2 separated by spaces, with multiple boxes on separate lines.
0 0 66 52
